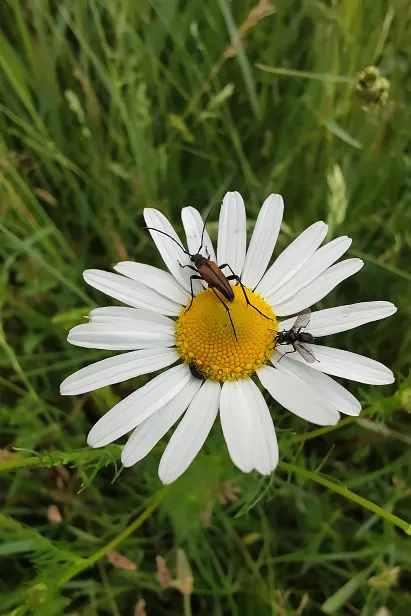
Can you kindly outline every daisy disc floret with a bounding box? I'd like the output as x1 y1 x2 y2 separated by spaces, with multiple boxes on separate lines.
61 192 397 485
176 285 277 381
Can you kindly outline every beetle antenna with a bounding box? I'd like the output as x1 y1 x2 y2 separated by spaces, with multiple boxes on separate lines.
198 203 217 253
137 227 190 255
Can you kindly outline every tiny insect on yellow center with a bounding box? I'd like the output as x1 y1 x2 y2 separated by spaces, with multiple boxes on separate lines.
176 285 278 382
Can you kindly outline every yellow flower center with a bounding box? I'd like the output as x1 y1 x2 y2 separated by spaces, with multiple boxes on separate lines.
176 285 278 382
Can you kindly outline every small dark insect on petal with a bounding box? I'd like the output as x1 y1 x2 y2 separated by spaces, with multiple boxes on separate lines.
189 362 206 380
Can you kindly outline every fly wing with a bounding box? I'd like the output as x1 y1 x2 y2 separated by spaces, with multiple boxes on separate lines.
290 308 311 332
295 342 316 363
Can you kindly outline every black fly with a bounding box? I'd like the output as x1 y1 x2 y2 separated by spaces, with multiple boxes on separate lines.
275 308 317 363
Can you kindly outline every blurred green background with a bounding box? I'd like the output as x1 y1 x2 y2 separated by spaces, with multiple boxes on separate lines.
1 1 411 614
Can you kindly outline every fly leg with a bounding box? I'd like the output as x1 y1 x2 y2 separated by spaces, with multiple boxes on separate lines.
219 263 274 321
210 287 237 341
277 344 297 363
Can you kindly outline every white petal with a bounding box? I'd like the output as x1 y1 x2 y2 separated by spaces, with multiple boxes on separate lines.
181 206 216 262
220 380 254 473
121 378 202 467
257 365 340 426
158 380 220 484
83 269 182 316
144 208 191 291
241 194 284 289
242 378 279 474
89 306 175 327
113 262 189 305
267 236 352 305
271 351 361 416
67 321 175 351
288 344 395 385
279 301 397 337
60 348 179 395
87 364 190 447
256 221 328 297
271 259 364 316
217 191 246 275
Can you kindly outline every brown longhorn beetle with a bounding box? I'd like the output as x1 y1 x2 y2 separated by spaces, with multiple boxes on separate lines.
138 209 272 340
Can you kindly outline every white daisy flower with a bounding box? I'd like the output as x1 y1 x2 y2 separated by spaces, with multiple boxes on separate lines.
60 192 396 484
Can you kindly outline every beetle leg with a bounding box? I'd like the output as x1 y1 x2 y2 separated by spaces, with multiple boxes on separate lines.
218 263 230 271
210 288 237 341
178 261 198 274
185 275 203 313
220 264 274 322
